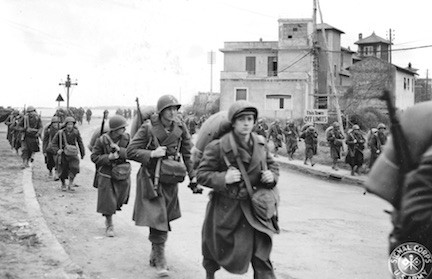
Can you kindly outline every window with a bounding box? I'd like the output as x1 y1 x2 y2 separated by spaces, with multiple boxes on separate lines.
246 57 256 75
293 27 298 32
235 88 247 100
268 56 278 77
404 78 406 90
266 94 292 110
407 78 410 90
315 96 328 109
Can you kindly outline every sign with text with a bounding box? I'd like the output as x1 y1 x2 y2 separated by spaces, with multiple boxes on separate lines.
304 109 328 124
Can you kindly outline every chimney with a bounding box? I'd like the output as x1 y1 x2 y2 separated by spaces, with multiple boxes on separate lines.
408 62 412 68
259 38 263 42
359 33 363 40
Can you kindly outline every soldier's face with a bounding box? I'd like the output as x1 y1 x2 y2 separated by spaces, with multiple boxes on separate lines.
233 115 254 136
66 122 74 130
161 107 178 122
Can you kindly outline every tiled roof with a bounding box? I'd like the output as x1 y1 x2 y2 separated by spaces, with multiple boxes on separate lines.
355 32 391 45
317 23 344 34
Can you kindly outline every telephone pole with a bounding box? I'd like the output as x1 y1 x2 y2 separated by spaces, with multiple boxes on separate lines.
208 51 216 93
388 28 394 63
312 0 318 108
59 74 78 110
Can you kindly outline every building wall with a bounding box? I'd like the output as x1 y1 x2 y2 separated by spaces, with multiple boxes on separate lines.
394 71 415 110
220 79 307 120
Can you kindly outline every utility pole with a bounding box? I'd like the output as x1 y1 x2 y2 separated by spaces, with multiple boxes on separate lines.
312 0 318 108
208 51 216 93
388 28 394 63
59 74 78 110
316 0 346 139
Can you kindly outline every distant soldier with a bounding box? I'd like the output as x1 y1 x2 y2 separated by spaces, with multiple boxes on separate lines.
51 117 85 191
268 119 283 157
42 116 61 180
186 113 198 135
5 110 19 148
368 123 388 169
127 95 196 277
253 118 268 138
345 125 365 175
300 125 318 166
85 108 92 124
91 115 131 237
283 121 299 160
17 106 43 168
327 122 345 170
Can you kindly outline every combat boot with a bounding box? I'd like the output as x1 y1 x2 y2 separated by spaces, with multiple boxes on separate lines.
61 180 67 191
153 243 168 277
68 176 75 192
105 215 114 237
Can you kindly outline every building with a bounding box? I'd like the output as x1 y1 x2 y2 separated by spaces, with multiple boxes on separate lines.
219 19 315 120
354 32 391 62
349 56 417 111
415 78 432 103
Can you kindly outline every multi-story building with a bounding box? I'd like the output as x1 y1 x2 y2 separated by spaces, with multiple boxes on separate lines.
415 78 432 103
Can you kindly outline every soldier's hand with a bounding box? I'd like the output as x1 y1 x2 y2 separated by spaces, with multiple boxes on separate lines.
57 149 63 155
261 170 274 184
151 146 167 158
108 152 119 160
110 143 120 152
354 139 357 143
225 168 241 184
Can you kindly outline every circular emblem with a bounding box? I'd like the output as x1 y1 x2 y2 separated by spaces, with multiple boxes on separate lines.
389 242 432 279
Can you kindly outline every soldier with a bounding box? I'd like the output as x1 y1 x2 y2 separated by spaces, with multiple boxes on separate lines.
126 95 196 277
300 125 318 166
17 106 43 168
197 100 279 279
283 121 299 160
91 115 131 237
85 108 92 124
51 117 85 191
268 119 283 157
253 118 268 138
345 124 365 176
327 122 345 170
5 110 19 148
42 116 61 180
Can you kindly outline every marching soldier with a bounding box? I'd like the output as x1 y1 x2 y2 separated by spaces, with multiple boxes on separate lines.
17 106 43 168
197 100 279 279
127 95 196 277
253 118 268 138
91 115 131 237
283 121 299 160
327 122 345 170
268 119 283 157
345 125 365 176
5 110 19 148
85 108 92 124
51 117 85 191
42 116 61 180
300 125 318 166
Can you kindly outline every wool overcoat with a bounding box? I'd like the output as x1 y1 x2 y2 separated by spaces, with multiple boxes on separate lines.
197 132 279 274
91 132 131 216
126 116 195 231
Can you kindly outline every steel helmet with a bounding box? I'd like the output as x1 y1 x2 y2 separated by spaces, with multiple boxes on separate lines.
377 123 386 129
352 124 360 130
51 116 60 123
109 115 128 131
27 106 36 112
227 100 258 123
64 116 76 124
332 121 339 128
157 95 181 114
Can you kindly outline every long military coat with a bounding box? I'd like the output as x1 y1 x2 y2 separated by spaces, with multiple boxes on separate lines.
327 129 344 159
197 132 279 274
126 116 194 231
91 132 131 216
345 130 365 167
17 113 43 156
51 127 85 177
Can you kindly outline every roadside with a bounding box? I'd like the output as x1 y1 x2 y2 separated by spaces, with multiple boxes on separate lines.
0 127 83 279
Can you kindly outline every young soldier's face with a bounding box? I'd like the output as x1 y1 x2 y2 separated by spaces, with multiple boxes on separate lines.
161 107 178 122
233 115 255 136
66 122 74 131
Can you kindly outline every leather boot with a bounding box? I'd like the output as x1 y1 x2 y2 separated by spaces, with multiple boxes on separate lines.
154 243 168 277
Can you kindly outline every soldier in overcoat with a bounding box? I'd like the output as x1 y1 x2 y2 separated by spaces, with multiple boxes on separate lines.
5 110 19 147
91 115 131 237
197 100 279 279
327 122 345 170
283 121 299 160
300 126 318 166
268 120 283 157
51 117 85 191
345 124 365 175
42 116 61 179
17 106 43 168
126 95 196 277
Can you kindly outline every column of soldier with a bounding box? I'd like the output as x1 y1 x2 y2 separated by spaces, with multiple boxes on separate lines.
254 118 388 176
3 96 284 278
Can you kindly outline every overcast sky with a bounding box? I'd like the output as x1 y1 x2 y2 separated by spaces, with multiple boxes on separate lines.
2 0 432 108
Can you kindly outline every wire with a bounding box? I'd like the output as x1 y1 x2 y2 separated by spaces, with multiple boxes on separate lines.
278 50 313 73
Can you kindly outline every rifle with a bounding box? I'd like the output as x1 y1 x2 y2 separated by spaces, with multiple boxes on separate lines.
135 97 143 126
380 89 413 209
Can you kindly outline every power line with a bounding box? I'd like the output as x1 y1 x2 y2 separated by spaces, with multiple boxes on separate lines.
320 44 432 54
278 50 313 73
